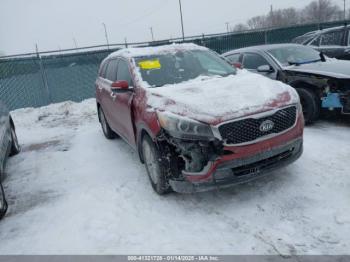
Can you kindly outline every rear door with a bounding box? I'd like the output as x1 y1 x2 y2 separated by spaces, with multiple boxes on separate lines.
344 28 350 60
99 59 119 130
318 29 347 59
108 58 135 146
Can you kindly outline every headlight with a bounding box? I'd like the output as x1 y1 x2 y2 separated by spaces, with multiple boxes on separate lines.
157 111 214 140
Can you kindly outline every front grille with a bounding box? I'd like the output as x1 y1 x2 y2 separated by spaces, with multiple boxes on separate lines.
218 106 297 145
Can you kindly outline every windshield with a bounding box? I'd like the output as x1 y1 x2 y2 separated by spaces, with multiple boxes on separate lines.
268 45 322 66
134 50 236 87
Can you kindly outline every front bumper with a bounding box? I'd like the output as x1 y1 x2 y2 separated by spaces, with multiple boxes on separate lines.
169 138 303 193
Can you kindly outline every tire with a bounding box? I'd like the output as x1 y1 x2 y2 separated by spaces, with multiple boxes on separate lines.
0 183 8 220
9 125 20 156
142 135 172 195
296 88 320 125
98 107 117 140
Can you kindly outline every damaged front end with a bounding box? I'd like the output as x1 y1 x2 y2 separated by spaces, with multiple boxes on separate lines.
321 79 350 114
155 107 304 193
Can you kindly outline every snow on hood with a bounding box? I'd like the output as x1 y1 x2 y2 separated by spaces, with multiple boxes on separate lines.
146 70 299 125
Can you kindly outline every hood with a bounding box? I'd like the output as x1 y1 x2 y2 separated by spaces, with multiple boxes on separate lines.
284 59 350 79
146 70 299 125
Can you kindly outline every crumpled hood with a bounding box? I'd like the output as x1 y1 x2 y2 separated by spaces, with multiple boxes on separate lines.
285 59 350 79
146 70 299 125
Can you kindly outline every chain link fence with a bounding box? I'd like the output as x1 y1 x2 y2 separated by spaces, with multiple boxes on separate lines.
1 20 349 110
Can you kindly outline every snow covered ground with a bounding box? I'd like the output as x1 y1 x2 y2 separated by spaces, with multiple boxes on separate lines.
0 99 349 255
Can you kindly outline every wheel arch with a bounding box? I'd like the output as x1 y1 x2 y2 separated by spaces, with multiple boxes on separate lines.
136 124 158 164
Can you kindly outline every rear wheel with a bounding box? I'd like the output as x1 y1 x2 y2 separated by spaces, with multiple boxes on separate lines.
98 107 117 139
296 88 320 125
9 125 20 156
142 135 172 195
0 183 8 220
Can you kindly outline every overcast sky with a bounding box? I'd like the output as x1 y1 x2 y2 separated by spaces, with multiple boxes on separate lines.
0 0 322 55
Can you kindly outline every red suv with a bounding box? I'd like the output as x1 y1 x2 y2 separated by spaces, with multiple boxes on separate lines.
95 44 304 194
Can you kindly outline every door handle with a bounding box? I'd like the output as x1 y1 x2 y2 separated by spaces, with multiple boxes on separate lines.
110 92 117 101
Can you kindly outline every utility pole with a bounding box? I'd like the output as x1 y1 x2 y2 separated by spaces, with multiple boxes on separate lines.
225 22 230 33
270 5 274 27
343 0 346 20
73 38 78 51
102 22 110 50
178 0 185 41
150 27 155 41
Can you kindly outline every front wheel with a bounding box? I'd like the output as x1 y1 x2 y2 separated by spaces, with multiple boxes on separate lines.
296 88 320 125
142 135 172 195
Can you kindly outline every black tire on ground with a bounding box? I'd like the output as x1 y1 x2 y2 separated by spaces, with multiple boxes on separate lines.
141 135 173 195
296 88 320 125
98 107 117 140
0 183 8 220
9 125 20 156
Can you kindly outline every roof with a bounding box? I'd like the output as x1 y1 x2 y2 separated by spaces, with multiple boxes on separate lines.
105 43 208 60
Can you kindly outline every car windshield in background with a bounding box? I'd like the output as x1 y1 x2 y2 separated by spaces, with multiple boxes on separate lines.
268 46 322 66
135 50 236 88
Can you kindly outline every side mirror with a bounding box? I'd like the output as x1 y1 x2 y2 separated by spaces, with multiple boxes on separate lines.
257 65 274 73
232 62 243 69
111 80 130 93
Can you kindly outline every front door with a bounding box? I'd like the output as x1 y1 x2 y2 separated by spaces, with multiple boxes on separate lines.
108 58 136 147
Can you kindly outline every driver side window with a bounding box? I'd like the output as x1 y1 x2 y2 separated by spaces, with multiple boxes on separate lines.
116 59 133 87
242 53 269 70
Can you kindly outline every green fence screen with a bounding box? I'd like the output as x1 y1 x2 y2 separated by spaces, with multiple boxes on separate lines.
0 20 348 110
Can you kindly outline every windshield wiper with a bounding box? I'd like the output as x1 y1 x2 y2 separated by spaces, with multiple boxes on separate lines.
288 59 322 66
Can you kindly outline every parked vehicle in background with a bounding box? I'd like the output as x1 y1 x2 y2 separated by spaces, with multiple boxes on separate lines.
292 25 350 60
0 100 20 219
223 44 350 124
95 43 304 195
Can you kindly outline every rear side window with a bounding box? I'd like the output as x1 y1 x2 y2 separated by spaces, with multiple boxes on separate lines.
321 30 344 46
116 59 133 86
242 53 269 70
309 36 321 46
226 53 241 63
105 59 118 81
99 61 108 78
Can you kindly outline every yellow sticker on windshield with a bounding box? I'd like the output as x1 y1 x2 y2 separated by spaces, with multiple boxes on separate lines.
138 59 161 70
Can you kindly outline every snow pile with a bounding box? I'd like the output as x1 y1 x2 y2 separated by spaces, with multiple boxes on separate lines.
146 70 299 124
0 99 349 255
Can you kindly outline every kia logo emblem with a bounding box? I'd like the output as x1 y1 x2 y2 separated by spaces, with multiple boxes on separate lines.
259 120 274 132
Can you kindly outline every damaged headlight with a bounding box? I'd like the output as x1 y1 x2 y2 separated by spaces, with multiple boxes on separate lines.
157 111 214 140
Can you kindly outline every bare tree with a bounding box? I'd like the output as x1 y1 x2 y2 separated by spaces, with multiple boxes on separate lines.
231 23 249 32
301 0 341 23
233 0 344 31
247 15 268 29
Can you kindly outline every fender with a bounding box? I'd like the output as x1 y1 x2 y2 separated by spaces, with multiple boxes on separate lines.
136 120 162 163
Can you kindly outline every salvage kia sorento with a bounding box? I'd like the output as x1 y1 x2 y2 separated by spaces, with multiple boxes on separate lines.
95 43 304 194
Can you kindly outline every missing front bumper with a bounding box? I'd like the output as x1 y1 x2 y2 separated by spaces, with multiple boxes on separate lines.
169 138 303 193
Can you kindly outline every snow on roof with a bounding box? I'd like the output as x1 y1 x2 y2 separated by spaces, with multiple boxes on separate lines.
106 43 208 60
